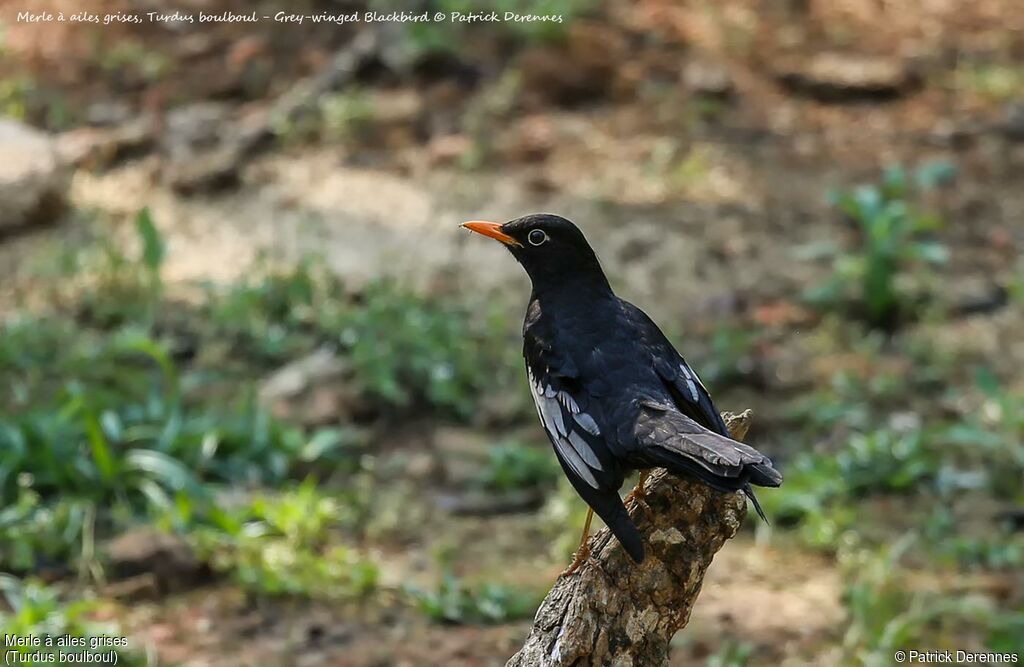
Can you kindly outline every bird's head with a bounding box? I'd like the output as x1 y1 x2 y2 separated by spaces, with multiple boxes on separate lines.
461 214 610 295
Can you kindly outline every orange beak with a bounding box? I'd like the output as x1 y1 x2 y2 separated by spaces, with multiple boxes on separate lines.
460 220 521 247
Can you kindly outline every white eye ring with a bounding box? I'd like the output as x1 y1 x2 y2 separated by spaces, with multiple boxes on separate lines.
528 229 548 246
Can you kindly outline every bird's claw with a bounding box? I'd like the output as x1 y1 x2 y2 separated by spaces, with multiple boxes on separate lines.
562 543 591 576
624 475 649 507
624 486 646 505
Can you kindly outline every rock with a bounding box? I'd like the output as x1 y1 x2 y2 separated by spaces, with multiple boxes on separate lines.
358 88 425 149
928 118 977 149
1000 102 1024 142
427 133 472 166
497 115 556 163
57 115 156 169
683 60 735 98
775 52 919 101
259 347 365 426
164 102 232 156
370 89 423 128
164 144 245 194
104 527 207 594
0 119 69 233
161 102 255 193
85 101 133 127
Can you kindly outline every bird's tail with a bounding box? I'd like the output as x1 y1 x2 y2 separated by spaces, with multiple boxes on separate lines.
745 484 769 524
643 444 782 524
604 504 645 563
634 400 782 522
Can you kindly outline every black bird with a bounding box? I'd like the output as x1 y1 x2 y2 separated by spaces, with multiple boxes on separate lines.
461 214 782 571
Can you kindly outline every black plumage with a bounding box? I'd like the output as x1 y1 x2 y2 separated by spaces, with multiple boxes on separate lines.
462 214 782 565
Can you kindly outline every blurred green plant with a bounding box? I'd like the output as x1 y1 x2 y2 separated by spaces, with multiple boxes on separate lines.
542 476 599 561
804 164 954 330
337 279 515 419
0 322 354 571
97 39 172 83
476 442 560 492
320 88 376 141
190 480 378 600
706 640 754 667
202 256 341 364
955 63 1024 102
203 258 516 419
0 576 145 666
0 75 32 120
767 360 1024 566
0 486 93 574
696 323 758 388
1 215 437 572
840 538 1024 664
407 559 540 625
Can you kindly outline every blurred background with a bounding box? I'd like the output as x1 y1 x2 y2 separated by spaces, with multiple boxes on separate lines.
1 0 1023 665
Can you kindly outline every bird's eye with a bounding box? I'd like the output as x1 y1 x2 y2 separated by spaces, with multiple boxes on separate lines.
528 229 549 246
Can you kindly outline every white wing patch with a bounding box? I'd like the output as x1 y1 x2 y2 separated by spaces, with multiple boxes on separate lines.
574 411 601 436
555 436 599 488
567 430 602 469
679 363 700 402
527 368 604 488
557 391 580 414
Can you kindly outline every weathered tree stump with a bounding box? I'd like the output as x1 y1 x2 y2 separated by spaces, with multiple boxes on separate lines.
507 411 753 667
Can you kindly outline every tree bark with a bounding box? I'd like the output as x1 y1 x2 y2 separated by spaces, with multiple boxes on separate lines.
507 411 753 667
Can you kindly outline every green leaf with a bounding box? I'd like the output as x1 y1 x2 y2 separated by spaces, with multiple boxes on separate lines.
100 410 123 443
915 160 958 189
974 367 1001 398
136 207 165 273
83 413 117 483
125 449 197 492
914 241 949 264
301 428 347 462
111 332 179 403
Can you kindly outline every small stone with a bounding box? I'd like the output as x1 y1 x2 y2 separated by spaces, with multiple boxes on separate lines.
160 102 251 193
56 115 156 169
164 102 232 156
0 119 69 233
1000 102 1024 142
649 527 686 545
259 348 361 426
427 134 472 166
104 527 206 594
776 52 919 101
683 60 735 98
498 115 556 163
370 88 424 128
85 101 133 127
164 144 244 194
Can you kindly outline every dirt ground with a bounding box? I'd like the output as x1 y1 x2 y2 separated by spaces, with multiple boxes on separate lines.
2 0 1023 664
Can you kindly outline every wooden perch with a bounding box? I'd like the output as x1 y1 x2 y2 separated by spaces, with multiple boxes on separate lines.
507 410 753 667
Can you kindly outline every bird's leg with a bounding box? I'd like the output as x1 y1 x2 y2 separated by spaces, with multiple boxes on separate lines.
624 469 650 505
562 508 594 576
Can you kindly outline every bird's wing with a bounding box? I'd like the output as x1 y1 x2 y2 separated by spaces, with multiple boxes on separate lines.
652 355 729 435
633 400 782 489
523 336 644 562
619 300 728 435
525 364 615 491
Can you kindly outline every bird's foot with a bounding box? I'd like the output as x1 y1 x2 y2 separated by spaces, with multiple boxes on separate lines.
623 485 646 505
562 542 591 576
624 471 650 506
